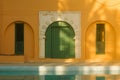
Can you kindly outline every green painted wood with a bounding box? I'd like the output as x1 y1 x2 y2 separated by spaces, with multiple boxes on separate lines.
96 77 105 80
96 24 105 54
45 75 75 80
15 23 24 55
45 21 75 58
45 27 52 58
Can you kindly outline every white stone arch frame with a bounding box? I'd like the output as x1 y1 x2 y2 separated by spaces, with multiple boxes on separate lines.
39 11 81 59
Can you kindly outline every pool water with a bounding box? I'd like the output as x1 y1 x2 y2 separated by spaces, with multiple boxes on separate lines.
0 75 119 80
0 62 120 80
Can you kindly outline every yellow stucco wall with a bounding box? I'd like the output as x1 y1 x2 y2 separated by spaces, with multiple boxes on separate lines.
0 0 120 62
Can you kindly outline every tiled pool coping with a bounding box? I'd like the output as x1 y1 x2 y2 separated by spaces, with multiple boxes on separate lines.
0 62 120 75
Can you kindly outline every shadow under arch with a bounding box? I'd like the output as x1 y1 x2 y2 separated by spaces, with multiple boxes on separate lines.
4 20 34 62
85 20 116 33
5 20 34 34
85 20 116 62
45 21 75 58
45 21 75 35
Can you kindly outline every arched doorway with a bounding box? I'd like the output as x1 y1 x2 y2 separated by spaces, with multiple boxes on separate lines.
45 21 75 58
4 21 34 62
85 21 115 62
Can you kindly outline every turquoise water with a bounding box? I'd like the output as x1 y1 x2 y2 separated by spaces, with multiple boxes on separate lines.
0 65 120 80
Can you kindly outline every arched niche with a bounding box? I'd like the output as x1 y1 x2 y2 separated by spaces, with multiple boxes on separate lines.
85 21 116 62
4 21 34 62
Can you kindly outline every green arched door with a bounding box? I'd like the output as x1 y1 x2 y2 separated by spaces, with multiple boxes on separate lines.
45 21 75 58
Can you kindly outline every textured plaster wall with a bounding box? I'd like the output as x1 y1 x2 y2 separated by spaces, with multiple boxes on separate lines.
0 0 120 62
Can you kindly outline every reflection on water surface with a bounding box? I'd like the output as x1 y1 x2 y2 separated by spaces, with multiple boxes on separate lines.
0 75 119 80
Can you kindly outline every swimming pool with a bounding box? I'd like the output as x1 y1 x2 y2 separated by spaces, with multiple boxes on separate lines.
0 62 120 80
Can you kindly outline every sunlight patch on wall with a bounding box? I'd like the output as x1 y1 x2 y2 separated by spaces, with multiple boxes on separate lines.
96 0 120 9
58 0 69 11
89 2 107 20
